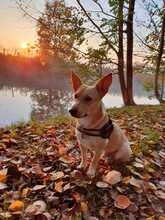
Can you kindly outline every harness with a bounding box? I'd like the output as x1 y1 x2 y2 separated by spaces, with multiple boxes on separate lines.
77 118 114 139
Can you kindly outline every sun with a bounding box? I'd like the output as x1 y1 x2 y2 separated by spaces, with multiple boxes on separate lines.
20 42 28 49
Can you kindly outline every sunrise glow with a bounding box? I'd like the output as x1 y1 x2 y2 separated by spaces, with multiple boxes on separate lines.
20 42 28 49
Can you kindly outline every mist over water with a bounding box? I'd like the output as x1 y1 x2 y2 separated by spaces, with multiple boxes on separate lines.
0 74 159 127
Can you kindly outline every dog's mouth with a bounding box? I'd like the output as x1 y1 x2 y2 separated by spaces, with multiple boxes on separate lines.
69 111 87 118
71 113 87 118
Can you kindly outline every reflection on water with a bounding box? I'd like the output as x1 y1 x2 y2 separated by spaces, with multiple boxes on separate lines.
0 85 159 127
0 88 31 126
30 89 72 120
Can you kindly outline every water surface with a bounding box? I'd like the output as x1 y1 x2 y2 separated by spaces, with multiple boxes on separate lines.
0 84 159 127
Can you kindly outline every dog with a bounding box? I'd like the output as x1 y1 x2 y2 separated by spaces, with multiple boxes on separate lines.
69 72 132 177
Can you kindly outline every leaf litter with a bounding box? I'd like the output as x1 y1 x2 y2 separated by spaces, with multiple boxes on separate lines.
0 105 164 219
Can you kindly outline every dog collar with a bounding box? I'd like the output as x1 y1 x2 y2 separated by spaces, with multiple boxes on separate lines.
77 118 114 139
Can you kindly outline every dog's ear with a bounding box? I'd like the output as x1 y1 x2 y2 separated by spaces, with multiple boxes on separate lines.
71 72 82 92
96 73 112 97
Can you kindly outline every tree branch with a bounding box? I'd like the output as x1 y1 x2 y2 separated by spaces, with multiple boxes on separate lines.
75 0 118 54
134 32 158 51
91 0 116 19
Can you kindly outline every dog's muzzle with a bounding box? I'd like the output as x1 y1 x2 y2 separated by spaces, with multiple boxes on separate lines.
69 108 87 118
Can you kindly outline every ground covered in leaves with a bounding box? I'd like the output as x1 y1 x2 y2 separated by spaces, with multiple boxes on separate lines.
0 105 165 220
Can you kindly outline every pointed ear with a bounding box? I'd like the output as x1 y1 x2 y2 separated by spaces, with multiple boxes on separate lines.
96 73 112 97
70 72 82 92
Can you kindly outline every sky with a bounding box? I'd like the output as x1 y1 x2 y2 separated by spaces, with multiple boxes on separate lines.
0 0 162 55
0 0 101 50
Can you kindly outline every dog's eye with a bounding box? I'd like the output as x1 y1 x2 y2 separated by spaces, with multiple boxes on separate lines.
84 96 92 102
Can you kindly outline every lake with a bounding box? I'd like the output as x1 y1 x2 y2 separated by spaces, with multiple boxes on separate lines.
0 77 159 127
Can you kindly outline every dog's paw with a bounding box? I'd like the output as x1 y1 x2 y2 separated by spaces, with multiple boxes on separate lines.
77 164 83 170
87 167 96 178
77 163 86 170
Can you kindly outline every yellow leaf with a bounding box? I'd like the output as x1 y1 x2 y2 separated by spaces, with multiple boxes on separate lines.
80 202 88 214
22 187 32 197
9 200 24 212
146 216 155 220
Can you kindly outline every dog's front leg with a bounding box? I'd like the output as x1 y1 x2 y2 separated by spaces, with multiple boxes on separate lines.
77 145 87 169
87 151 101 177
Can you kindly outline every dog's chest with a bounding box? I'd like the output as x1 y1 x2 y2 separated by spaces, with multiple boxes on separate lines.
76 129 107 151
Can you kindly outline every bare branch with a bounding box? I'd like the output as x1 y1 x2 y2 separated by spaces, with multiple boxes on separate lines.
91 0 116 19
75 0 118 54
134 32 158 51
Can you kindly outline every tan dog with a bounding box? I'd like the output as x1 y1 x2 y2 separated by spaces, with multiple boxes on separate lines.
69 72 132 177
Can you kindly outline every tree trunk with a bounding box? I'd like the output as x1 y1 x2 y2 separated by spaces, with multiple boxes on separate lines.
160 71 165 100
126 0 136 105
118 0 128 105
155 8 165 103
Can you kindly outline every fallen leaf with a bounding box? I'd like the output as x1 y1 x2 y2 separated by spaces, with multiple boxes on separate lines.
159 151 165 159
133 162 144 168
22 187 32 197
72 192 81 202
147 182 157 191
0 173 7 183
159 181 165 188
35 212 52 220
63 183 71 191
54 180 63 193
9 200 24 212
51 171 64 181
88 217 99 220
80 202 88 214
0 182 8 190
10 138 17 145
32 185 46 191
99 207 113 218
155 190 165 200
103 170 122 185
59 155 74 164
25 200 47 215
129 176 143 188
59 146 68 155
0 212 12 218
32 164 46 177
96 181 109 188
114 195 131 209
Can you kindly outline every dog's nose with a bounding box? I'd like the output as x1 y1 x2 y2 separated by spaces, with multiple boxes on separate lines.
69 108 78 116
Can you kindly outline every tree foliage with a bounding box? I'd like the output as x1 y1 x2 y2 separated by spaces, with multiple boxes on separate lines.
37 0 86 62
143 0 165 102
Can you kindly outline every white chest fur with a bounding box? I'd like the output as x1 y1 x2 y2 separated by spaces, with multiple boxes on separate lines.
76 129 108 152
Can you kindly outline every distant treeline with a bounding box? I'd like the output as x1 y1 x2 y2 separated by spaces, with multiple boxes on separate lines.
0 53 69 89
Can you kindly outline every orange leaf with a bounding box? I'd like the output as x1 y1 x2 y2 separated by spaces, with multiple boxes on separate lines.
114 195 131 209
54 180 63 193
59 155 74 164
0 173 7 183
59 146 67 155
9 200 24 212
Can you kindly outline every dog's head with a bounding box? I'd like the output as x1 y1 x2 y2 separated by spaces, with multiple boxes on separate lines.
69 72 112 118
